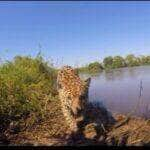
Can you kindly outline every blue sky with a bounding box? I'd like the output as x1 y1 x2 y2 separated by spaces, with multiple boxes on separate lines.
1 1 150 67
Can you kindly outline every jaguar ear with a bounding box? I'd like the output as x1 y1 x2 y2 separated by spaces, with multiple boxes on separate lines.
84 77 91 87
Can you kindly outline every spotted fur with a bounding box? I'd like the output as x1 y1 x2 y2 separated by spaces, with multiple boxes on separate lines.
57 66 91 132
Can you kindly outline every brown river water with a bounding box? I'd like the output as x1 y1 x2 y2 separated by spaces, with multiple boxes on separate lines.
80 66 150 119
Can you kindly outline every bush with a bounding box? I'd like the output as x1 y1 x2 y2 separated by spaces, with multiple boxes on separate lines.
76 62 103 74
0 55 58 131
75 65 89 74
88 62 103 73
125 54 140 67
103 56 113 69
112 56 126 69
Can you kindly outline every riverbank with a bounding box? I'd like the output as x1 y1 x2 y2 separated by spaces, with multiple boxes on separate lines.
1 99 150 146
76 54 150 74
106 114 150 146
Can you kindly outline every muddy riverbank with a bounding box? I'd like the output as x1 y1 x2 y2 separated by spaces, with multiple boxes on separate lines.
0 100 149 146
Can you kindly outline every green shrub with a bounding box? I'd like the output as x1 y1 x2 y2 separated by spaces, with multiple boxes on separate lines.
125 54 140 67
76 62 103 74
112 56 126 69
0 55 57 130
88 62 103 73
103 56 113 69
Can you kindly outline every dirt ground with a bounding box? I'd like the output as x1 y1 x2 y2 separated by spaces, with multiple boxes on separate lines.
106 114 150 146
1 100 150 146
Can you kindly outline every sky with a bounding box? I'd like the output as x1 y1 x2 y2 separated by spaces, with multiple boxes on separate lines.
1 1 150 67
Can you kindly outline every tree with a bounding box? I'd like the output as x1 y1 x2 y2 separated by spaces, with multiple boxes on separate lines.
103 56 113 69
112 56 126 69
125 54 140 67
88 62 103 73
139 55 147 65
146 56 150 64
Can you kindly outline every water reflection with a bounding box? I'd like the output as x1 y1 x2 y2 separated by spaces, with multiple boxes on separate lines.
104 69 125 81
128 67 140 79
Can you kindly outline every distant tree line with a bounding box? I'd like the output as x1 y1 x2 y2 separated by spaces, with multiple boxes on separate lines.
76 54 150 74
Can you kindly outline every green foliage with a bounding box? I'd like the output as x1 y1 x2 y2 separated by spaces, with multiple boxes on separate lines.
76 54 150 74
139 55 147 65
139 55 150 65
88 62 103 73
103 56 113 69
75 65 90 74
76 62 103 74
0 55 57 130
112 56 126 69
125 54 140 67
146 56 150 64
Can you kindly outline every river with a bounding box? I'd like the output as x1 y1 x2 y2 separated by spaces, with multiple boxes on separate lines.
80 66 150 119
